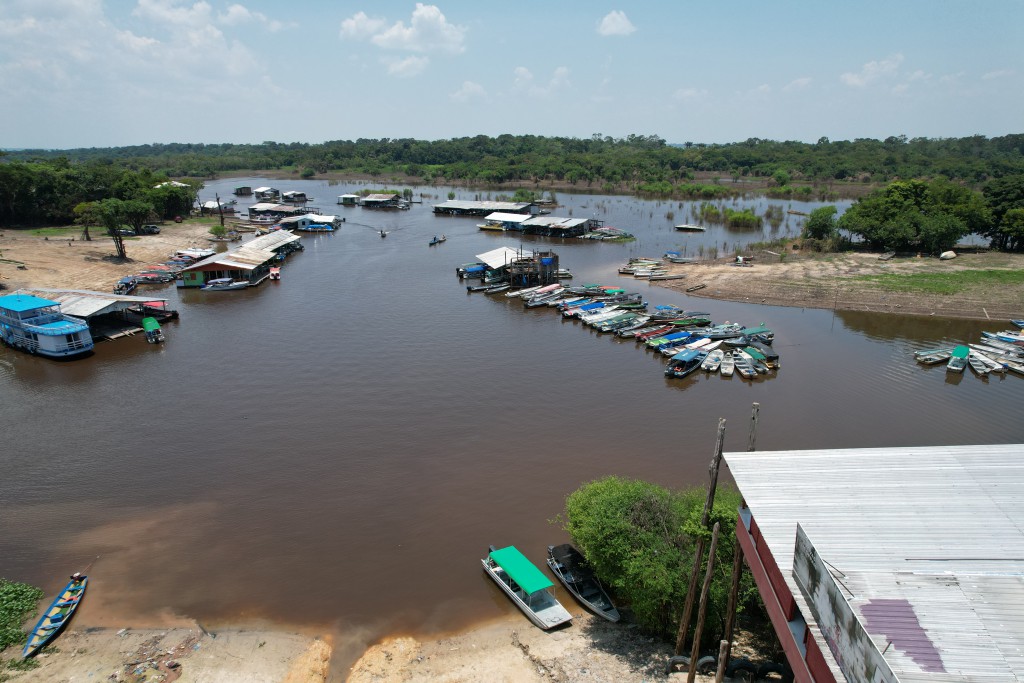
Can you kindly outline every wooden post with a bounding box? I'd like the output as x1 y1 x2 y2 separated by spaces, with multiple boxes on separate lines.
216 193 225 227
686 522 720 683
674 418 726 655
722 541 743 661
747 402 759 452
715 639 729 683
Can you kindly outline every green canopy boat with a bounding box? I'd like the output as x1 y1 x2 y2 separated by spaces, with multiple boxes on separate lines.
141 317 165 344
482 545 572 630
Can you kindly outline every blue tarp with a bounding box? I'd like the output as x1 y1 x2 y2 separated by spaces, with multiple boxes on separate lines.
0 294 58 313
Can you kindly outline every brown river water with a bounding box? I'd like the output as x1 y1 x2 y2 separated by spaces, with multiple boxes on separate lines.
2 179 1022 656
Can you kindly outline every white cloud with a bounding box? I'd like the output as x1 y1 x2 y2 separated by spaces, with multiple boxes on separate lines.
133 0 214 27
840 53 904 87
340 11 386 39
597 10 635 36
673 87 707 101
783 77 811 92
370 4 466 54
982 69 1014 80
513 65 570 97
752 83 770 94
219 4 291 32
384 55 429 78
451 80 485 102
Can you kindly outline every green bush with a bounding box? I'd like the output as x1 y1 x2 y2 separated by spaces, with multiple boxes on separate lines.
562 477 756 645
0 578 43 651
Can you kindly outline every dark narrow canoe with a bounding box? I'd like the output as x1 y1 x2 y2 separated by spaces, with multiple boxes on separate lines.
23 574 88 658
546 544 620 622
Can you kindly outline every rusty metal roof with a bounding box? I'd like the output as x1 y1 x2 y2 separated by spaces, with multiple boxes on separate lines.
725 444 1024 682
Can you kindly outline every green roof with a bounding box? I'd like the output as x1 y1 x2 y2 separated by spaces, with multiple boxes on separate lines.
951 345 969 358
141 317 161 332
489 546 552 594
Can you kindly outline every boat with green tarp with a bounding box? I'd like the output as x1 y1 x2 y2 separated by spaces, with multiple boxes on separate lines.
141 317 165 344
482 545 572 630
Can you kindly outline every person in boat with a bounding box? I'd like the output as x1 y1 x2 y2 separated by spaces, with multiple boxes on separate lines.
433 235 437 241
380 230 386 237
70 572 86 582
441 234 446 240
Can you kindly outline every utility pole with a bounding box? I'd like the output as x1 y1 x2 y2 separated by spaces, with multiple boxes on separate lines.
674 418 726 655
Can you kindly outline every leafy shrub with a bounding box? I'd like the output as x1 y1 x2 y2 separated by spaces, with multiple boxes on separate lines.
562 477 756 645
0 578 43 651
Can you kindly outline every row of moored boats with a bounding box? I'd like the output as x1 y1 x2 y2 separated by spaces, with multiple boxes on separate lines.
470 281 779 380
915 321 1024 378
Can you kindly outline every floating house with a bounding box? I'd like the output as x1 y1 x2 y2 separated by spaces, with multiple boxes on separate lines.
478 212 530 231
433 200 533 217
473 246 559 287
0 293 94 358
201 200 236 214
277 214 343 231
14 288 175 341
361 193 405 209
337 194 360 206
282 191 309 203
233 186 253 196
254 187 281 201
248 203 318 219
520 216 592 238
176 231 302 288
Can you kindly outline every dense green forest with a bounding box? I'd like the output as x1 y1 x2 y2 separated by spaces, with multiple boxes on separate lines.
2 134 1022 251
4 133 1024 188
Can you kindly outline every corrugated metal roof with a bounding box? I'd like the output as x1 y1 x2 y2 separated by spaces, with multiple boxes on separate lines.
484 212 530 223
435 200 532 211
725 444 1024 682
522 216 588 228
246 231 300 250
15 288 167 318
181 246 278 272
475 247 532 270
363 193 400 201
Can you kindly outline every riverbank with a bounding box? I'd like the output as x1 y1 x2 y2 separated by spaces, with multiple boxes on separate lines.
654 249 1024 321
1 613 739 682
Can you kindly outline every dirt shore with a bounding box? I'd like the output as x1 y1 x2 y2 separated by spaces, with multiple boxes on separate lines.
1 612 750 683
654 249 1024 321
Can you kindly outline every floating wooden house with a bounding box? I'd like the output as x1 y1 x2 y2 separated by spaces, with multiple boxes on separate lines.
233 186 253 196
337 194 360 206
361 193 405 209
254 187 281 201
176 231 302 288
0 293 94 358
282 191 309 203
433 200 533 217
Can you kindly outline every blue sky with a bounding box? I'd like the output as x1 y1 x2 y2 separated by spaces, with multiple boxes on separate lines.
1 0 1021 149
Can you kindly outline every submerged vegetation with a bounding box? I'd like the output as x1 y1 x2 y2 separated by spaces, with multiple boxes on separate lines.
0 578 42 651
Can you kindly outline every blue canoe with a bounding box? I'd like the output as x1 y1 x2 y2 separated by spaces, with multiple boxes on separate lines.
23 574 88 658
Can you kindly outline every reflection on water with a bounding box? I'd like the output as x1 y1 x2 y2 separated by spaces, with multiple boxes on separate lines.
2 179 1022 650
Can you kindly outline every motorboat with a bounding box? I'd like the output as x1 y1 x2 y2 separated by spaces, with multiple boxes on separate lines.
546 544 620 622
482 546 572 630
201 278 248 291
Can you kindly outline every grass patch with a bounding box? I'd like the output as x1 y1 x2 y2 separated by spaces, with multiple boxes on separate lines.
853 269 1024 295
24 227 79 237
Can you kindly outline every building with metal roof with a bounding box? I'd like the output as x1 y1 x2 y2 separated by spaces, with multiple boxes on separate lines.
177 231 301 287
13 289 169 319
724 444 1024 683
433 200 533 217
521 216 591 237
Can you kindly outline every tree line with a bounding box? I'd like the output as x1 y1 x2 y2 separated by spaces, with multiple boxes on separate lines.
4 132 1023 191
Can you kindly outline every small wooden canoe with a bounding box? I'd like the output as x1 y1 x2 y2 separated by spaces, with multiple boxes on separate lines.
546 544 620 622
23 574 87 658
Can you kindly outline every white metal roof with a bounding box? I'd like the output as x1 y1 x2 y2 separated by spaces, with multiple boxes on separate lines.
725 444 1024 682
484 212 530 223
15 288 168 318
475 246 532 270
253 186 274 193
181 246 278 271
522 216 588 228
248 202 279 211
435 201 532 211
246 231 301 250
363 193 400 201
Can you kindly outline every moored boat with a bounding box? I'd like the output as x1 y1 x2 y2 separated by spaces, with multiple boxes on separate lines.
141 317 165 344
967 353 989 376
201 278 249 291
23 573 87 658
665 348 707 379
701 349 724 373
674 224 706 232
546 544 620 622
947 345 969 373
482 546 572 630
719 351 735 377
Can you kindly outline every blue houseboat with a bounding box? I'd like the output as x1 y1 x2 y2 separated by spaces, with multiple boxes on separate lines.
0 294 94 358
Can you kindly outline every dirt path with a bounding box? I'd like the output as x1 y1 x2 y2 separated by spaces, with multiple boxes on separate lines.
652 250 1024 321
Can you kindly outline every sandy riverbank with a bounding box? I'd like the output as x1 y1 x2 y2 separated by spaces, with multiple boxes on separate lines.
652 249 1024 321
0 220 230 294
2 612 739 682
